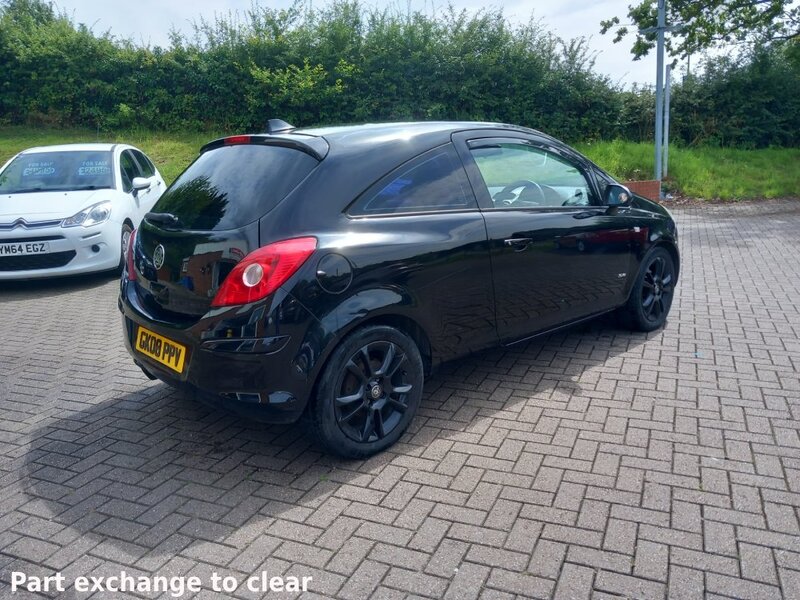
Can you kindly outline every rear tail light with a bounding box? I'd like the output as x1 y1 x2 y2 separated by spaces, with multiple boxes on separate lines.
126 229 137 281
211 237 317 307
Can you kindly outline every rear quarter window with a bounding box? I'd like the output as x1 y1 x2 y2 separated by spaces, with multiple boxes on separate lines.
152 144 318 231
348 144 476 216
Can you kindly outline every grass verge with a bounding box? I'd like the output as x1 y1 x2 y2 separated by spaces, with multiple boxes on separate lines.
577 140 800 200
1 127 797 200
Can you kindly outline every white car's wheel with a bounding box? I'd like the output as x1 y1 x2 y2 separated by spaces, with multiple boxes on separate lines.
119 223 133 270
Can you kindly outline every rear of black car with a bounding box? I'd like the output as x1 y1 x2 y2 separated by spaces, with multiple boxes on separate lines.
119 136 324 422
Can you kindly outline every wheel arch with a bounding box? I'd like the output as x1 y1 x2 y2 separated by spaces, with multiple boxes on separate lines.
652 239 680 280
314 310 434 382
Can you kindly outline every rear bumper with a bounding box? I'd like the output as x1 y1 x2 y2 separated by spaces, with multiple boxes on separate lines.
131 355 305 424
119 279 322 424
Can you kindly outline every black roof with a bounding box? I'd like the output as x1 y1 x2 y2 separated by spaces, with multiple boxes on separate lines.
298 121 542 156
294 121 548 167
298 120 533 140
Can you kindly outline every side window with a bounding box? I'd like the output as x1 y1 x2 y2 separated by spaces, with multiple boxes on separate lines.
349 145 475 216
119 150 141 193
131 150 155 178
470 142 594 208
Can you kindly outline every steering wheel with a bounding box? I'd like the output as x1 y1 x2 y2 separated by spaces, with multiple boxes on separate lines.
493 179 545 206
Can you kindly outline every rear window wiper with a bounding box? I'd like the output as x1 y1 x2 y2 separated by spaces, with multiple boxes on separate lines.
145 212 181 228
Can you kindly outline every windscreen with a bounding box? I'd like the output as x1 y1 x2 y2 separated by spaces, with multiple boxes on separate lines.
152 144 318 231
0 151 114 193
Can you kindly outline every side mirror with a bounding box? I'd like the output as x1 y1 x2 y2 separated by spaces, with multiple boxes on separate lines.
604 183 632 207
131 177 151 193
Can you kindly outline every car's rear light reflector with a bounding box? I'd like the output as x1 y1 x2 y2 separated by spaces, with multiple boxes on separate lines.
223 135 252 146
126 228 137 281
210 237 317 307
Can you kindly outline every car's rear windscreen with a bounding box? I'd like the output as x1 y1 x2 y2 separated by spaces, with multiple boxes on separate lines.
152 144 318 231
0 151 113 193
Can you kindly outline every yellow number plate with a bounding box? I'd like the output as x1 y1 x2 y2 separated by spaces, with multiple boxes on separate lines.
135 326 187 374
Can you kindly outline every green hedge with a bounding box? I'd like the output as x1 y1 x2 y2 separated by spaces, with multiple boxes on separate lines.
1 0 799 148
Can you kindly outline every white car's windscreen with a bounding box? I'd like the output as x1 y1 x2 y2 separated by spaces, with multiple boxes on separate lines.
0 151 114 194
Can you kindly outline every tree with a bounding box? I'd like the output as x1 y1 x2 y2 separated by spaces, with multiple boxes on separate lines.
601 0 800 59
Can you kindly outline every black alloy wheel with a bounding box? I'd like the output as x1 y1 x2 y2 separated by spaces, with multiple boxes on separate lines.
621 247 676 332
335 340 413 443
311 325 424 458
641 254 674 324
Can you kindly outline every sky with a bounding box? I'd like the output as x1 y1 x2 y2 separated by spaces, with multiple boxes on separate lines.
52 0 668 88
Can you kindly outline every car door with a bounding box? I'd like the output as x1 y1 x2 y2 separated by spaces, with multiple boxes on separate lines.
453 132 634 344
340 143 498 361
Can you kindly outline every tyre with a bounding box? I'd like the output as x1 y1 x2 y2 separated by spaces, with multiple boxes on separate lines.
620 247 676 332
310 325 424 458
119 222 133 271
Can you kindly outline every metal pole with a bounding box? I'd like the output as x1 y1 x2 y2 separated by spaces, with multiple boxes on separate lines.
654 0 665 183
663 64 671 178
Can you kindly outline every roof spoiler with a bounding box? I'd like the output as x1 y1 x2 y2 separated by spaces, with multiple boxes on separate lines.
200 132 329 160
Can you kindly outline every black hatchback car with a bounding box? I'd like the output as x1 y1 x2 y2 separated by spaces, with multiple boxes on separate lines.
120 121 679 457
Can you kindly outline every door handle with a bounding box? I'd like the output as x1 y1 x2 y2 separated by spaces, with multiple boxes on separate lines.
504 237 532 250
604 206 631 216
573 210 604 219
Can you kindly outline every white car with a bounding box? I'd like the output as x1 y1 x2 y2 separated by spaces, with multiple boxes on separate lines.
0 143 165 279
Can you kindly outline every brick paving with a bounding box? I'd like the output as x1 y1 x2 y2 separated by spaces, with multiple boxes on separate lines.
0 199 799 599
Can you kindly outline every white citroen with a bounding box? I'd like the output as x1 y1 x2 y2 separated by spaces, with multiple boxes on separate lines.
0 143 165 279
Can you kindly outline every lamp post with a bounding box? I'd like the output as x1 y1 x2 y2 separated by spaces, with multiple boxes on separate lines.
655 0 665 184
663 64 671 178
640 0 684 191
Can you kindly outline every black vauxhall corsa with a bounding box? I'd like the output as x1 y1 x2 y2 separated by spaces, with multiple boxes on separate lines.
120 121 679 457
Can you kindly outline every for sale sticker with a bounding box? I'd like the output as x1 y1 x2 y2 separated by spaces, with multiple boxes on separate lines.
22 161 56 177
78 160 111 176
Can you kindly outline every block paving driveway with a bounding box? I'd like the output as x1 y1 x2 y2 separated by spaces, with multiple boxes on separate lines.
1 200 799 599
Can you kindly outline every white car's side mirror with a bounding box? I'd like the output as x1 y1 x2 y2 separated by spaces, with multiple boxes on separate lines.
131 177 151 192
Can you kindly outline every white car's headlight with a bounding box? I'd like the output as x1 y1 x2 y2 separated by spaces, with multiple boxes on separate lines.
62 201 112 228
